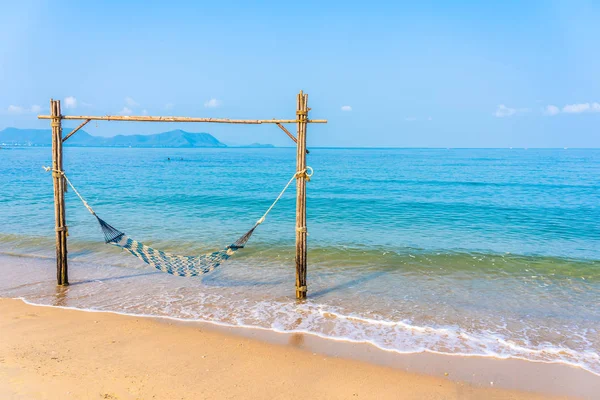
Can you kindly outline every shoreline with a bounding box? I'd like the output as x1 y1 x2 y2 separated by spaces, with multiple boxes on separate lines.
16 295 600 390
1 252 599 397
1 298 598 399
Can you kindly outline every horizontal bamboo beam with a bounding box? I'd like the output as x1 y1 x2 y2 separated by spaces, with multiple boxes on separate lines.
62 119 91 143
276 123 309 154
38 115 327 124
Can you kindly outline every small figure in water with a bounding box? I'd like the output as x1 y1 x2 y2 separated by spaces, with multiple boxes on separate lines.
167 157 170 161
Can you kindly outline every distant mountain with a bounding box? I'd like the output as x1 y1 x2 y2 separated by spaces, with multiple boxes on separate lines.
0 128 236 148
0 127 56 146
105 129 226 148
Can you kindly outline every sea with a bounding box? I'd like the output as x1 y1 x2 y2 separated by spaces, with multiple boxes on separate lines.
0 147 598 376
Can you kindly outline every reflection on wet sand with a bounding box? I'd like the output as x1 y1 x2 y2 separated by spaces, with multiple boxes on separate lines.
54 284 68 307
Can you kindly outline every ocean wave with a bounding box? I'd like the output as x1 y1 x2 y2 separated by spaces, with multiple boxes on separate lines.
2 233 598 280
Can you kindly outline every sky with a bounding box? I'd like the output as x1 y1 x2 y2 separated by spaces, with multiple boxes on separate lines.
1 0 599 148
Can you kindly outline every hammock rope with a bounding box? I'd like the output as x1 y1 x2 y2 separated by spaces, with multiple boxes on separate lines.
43 166 311 277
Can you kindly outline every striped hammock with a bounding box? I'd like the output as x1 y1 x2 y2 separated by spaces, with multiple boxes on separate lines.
96 215 259 277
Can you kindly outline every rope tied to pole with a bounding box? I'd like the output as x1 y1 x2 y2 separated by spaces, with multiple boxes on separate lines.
43 166 96 216
50 115 62 127
294 166 313 182
255 167 313 225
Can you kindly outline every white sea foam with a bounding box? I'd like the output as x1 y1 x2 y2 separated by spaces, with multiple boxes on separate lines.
13 295 600 378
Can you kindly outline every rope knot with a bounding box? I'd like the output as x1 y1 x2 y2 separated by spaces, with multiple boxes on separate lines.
295 166 314 181
43 166 64 177
42 167 96 216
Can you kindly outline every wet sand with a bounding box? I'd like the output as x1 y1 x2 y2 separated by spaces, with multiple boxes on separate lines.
1 298 591 400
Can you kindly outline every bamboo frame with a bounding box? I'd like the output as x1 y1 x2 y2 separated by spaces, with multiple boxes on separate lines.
40 91 323 298
39 115 326 124
276 123 309 154
50 99 68 285
295 91 309 299
62 119 91 142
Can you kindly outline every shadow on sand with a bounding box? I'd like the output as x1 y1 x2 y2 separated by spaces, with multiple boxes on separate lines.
309 271 386 299
67 271 162 286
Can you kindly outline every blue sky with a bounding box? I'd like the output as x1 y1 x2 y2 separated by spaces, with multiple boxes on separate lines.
1 0 599 147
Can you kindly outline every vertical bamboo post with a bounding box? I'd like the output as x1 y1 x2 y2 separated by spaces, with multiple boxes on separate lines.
51 99 68 285
295 91 308 299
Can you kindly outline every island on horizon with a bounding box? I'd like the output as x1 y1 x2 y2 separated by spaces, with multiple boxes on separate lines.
0 127 275 148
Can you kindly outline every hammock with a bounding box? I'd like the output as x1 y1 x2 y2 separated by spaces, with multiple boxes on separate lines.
94 216 260 276
45 167 311 277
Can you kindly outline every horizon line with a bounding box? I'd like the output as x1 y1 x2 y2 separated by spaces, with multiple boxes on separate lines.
1 145 598 150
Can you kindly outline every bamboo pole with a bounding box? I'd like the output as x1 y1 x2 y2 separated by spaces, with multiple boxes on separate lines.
38 115 327 124
62 118 91 142
51 99 68 285
295 91 309 299
276 123 309 154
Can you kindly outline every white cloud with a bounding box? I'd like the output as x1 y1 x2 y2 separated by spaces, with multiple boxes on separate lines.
204 98 221 108
544 105 560 116
562 102 600 114
7 105 25 114
118 107 133 116
7 104 42 114
125 97 139 107
64 96 77 109
494 104 530 117
494 104 516 117
341 105 352 112
563 103 590 114
543 102 600 116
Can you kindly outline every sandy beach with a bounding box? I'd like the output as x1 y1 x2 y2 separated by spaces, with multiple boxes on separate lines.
1 298 591 400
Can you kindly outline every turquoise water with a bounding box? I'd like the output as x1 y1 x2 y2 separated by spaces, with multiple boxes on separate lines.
0 147 599 374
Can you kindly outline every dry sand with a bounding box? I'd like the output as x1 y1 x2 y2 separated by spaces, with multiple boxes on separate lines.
0 298 583 399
